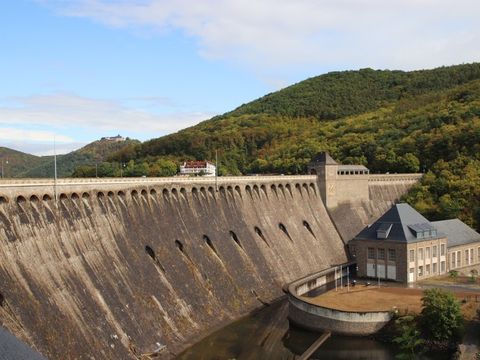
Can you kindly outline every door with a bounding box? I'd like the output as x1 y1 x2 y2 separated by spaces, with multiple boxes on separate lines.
367 263 375 277
377 264 386 278
408 268 414 282
387 265 396 280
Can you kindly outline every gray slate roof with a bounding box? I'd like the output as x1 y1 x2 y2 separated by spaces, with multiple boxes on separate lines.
0 327 45 360
432 219 480 248
354 203 445 243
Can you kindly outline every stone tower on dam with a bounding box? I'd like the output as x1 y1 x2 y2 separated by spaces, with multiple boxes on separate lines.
0 157 421 359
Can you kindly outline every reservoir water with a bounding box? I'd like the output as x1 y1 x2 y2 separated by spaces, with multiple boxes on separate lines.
176 299 453 360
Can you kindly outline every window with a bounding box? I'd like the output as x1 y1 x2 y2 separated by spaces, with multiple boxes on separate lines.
451 252 456 269
378 248 385 260
426 247 431 259
441 244 446 256
418 248 424 261
432 245 437 258
478 247 480 262
426 264 430 275
418 266 424 277
368 247 375 260
441 261 446 273
457 251 461 268
466 250 469 265
409 249 415 262
471 248 474 264
433 263 437 274
388 249 396 261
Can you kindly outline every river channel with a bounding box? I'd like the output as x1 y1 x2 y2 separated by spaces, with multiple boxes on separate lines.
176 299 452 360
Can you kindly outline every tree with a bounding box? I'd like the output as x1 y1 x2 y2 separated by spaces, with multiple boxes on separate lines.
393 315 424 359
148 159 177 177
420 288 463 343
396 153 420 173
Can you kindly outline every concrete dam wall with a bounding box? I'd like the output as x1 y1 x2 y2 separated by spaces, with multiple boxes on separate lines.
329 174 422 243
0 176 348 359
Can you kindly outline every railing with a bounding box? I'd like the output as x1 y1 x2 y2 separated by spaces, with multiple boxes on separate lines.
0 175 318 189
368 173 423 182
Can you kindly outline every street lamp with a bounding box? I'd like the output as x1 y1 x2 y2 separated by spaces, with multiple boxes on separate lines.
1 158 8 179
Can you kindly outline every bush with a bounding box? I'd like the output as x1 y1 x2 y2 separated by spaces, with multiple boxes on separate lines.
420 288 463 344
449 270 459 279
393 315 424 359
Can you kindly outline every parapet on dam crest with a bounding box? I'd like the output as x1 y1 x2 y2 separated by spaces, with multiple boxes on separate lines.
0 168 421 358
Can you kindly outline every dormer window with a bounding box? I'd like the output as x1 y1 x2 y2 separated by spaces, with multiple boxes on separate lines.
377 223 393 239
408 223 437 239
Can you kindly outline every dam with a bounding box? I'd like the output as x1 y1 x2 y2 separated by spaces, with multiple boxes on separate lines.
0 168 421 358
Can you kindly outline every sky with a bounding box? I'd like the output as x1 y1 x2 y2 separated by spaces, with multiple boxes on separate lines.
1 0 479 155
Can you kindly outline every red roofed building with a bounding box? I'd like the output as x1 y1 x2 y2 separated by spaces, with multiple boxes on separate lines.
179 160 216 177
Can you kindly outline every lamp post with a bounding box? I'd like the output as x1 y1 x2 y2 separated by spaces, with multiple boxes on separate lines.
53 137 58 202
335 266 337 291
340 264 343 289
347 266 350 292
215 149 218 192
120 163 126 178
1 158 7 178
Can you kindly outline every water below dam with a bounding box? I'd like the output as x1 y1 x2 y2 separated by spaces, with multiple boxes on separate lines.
176 299 453 360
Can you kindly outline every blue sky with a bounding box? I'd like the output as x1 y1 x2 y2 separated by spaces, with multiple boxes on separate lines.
1 0 479 155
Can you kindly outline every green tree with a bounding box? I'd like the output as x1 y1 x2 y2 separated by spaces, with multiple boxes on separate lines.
396 153 420 173
420 288 463 343
148 159 177 177
72 165 95 177
393 315 424 359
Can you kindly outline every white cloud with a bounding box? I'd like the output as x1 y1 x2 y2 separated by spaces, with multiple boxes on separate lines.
0 140 86 156
0 93 214 154
1 93 209 133
0 127 72 143
43 0 480 71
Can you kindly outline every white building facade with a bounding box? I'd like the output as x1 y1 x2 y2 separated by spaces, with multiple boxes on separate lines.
179 161 216 177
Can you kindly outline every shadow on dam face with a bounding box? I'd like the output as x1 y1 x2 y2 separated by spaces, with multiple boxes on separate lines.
0 176 415 359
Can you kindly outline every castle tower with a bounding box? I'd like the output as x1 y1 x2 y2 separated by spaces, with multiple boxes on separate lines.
308 152 338 208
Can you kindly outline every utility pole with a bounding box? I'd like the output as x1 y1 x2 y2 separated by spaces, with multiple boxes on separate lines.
335 266 337 291
54 137 58 202
340 264 343 289
347 266 350 292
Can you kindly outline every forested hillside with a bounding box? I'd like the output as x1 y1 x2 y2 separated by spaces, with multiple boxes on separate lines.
224 64 480 120
78 63 480 229
17 138 140 178
0 147 45 178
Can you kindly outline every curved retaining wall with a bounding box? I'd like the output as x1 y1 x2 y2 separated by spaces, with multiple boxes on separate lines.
288 267 392 336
